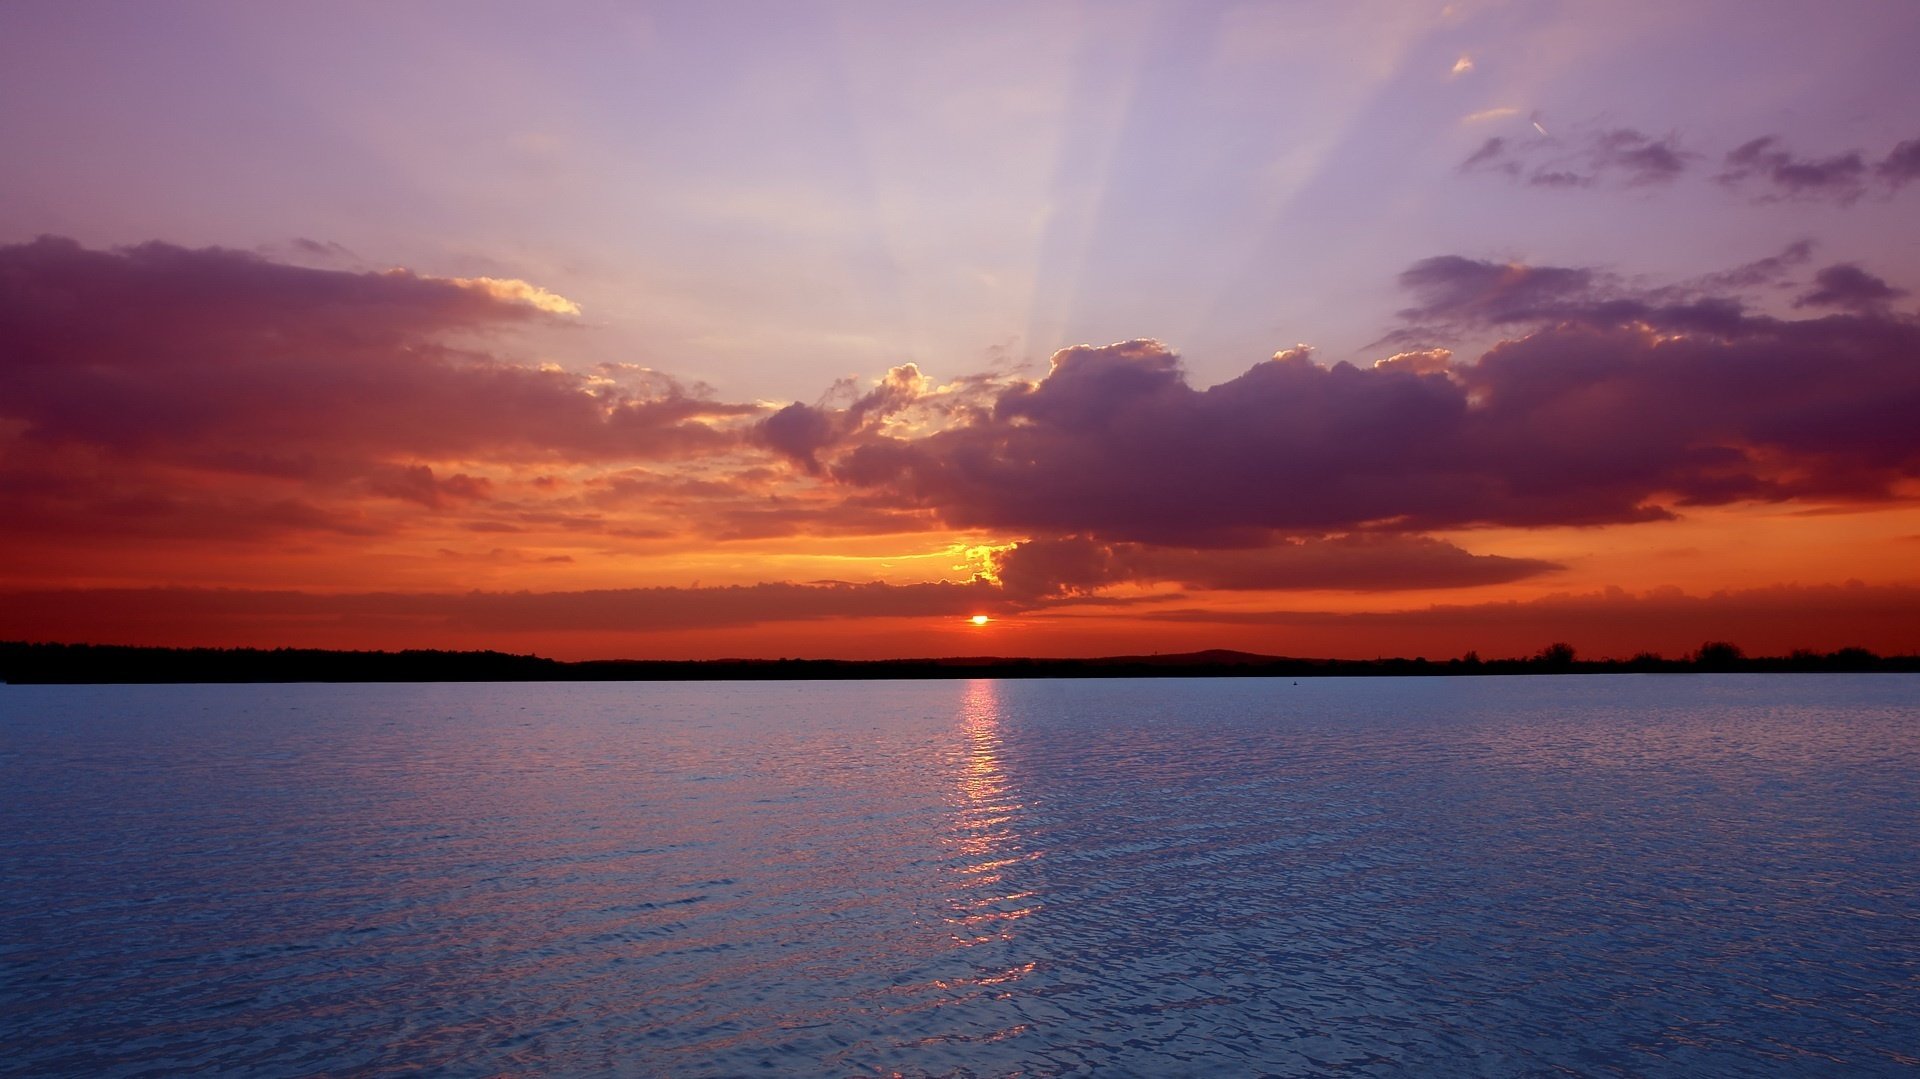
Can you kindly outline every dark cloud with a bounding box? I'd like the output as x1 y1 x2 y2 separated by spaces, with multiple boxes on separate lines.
808 259 1920 542
1879 138 1920 186
994 534 1561 600
1464 127 1920 205
1794 264 1908 313
1718 136 1869 203
0 237 758 467
992 536 1123 600
0 237 775 549
1395 256 1596 327
1591 129 1689 184
1460 128 1690 188
1391 253 1795 343
759 401 841 473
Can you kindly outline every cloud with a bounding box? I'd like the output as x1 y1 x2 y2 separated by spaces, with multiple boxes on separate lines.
1371 347 1455 374
1395 255 1596 327
755 362 1011 473
438 274 582 315
1387 253 1767 342
0 237 770 547
1590 129 1689 185
1717 136 1868 203
6 236 1917 627
1462 136 1517 175
807 257 1920 543
0 579 1010 644
1794 264 1909 313
993 534 1560 601
1879 138 1920 187
1463 127 1920 204
0 237 754 465
1462 107 1520 125
1460 128 1690 188
1688 240 1814 292
285 237 356 261
1715 133 1920 203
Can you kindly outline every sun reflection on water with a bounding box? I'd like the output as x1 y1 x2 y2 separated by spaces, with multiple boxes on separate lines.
943 680 1040 948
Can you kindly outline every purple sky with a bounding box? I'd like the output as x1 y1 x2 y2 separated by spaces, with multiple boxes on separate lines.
7 1 1917 399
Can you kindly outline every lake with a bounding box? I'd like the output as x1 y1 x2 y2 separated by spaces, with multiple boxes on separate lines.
3 675 1916 1076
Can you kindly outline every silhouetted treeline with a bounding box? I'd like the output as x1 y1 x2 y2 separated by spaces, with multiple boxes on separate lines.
1 640 1915 684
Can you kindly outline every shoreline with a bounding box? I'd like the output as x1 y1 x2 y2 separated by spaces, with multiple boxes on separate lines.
5 641 1916 685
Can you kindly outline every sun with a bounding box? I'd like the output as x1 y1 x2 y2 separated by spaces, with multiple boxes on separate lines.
969 614 991 626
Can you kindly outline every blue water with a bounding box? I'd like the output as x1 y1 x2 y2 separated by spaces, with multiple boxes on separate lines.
2 675 1916 1076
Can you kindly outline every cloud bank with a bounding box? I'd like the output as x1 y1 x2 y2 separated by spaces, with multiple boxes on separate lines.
0 237 755 466
789 290 1919 543
3 237 1916 654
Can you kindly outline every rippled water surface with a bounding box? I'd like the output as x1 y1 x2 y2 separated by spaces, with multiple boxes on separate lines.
3 675 1917 1076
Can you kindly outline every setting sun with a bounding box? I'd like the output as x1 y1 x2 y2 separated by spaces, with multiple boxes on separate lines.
970 615 991 626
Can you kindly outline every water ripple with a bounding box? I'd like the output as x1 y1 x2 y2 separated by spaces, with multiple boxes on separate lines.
2 675 1916 1076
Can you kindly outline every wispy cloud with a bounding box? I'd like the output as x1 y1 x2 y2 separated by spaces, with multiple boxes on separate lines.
1717 136 1870 204
1461 128 1690 188
1461 125 1920 205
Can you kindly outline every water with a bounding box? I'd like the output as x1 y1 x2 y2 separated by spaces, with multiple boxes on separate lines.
2 676 1916 1076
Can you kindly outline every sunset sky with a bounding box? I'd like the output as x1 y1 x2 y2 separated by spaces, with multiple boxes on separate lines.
3 0 1918 660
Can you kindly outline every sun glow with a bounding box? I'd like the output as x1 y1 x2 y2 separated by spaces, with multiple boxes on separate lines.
970 614 991 626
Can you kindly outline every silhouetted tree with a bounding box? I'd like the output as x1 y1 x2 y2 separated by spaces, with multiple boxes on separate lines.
1535 642 1577 668
1693 641 1745 669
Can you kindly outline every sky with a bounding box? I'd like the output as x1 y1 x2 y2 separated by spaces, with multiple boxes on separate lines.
2 0 1918 661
